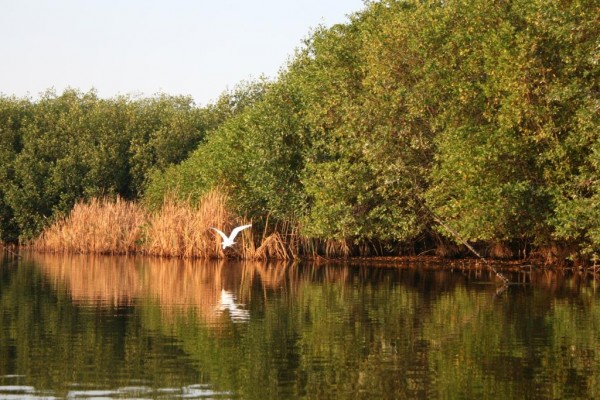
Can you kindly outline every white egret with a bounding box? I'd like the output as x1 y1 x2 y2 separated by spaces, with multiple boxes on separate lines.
211 224 252 249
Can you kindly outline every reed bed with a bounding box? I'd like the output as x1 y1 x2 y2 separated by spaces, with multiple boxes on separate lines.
34 197 145 255
241 216 297 260
33 188 298 260
143 190 230 258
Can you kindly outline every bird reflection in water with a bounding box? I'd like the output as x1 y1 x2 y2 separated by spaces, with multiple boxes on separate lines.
217 289 250 322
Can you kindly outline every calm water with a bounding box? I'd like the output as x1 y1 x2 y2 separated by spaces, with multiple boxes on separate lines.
1 254 600 399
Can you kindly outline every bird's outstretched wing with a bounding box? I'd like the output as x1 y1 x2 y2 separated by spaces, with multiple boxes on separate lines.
211 227 229 241
229 224 252 240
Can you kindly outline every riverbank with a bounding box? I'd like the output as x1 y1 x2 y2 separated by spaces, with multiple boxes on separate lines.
10 191 596 267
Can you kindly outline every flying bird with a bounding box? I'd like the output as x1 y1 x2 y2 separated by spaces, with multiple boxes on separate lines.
211 224 252 249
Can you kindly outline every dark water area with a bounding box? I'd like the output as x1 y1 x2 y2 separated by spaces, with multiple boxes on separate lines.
1 253 600 399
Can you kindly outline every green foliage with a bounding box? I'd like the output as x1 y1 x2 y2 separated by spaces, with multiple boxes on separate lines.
126 94 213 195
418 0 598 255
530 0 600 257
420 1 546 243
294 4 436 243
6 89 100 238
145 79 305 222
0 97 30 243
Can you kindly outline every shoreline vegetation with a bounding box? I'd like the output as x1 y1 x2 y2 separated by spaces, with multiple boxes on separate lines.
26 189 597 274
32 189 295 260
1 0 598 265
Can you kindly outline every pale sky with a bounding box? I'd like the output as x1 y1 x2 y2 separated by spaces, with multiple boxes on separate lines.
0 0 365 106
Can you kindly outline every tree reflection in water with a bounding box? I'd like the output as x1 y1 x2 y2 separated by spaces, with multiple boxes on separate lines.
2 253 600 399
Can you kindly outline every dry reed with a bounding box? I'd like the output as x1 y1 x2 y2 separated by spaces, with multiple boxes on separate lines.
241 216 298 260
33 188 299 260
143 190 230 258
34 197 145 255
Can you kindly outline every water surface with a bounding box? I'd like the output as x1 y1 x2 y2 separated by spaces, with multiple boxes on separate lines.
1 253 599 399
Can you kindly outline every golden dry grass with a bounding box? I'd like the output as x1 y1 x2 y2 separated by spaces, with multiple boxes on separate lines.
33 188 298 260
143 189 230 258
34 196 145 255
